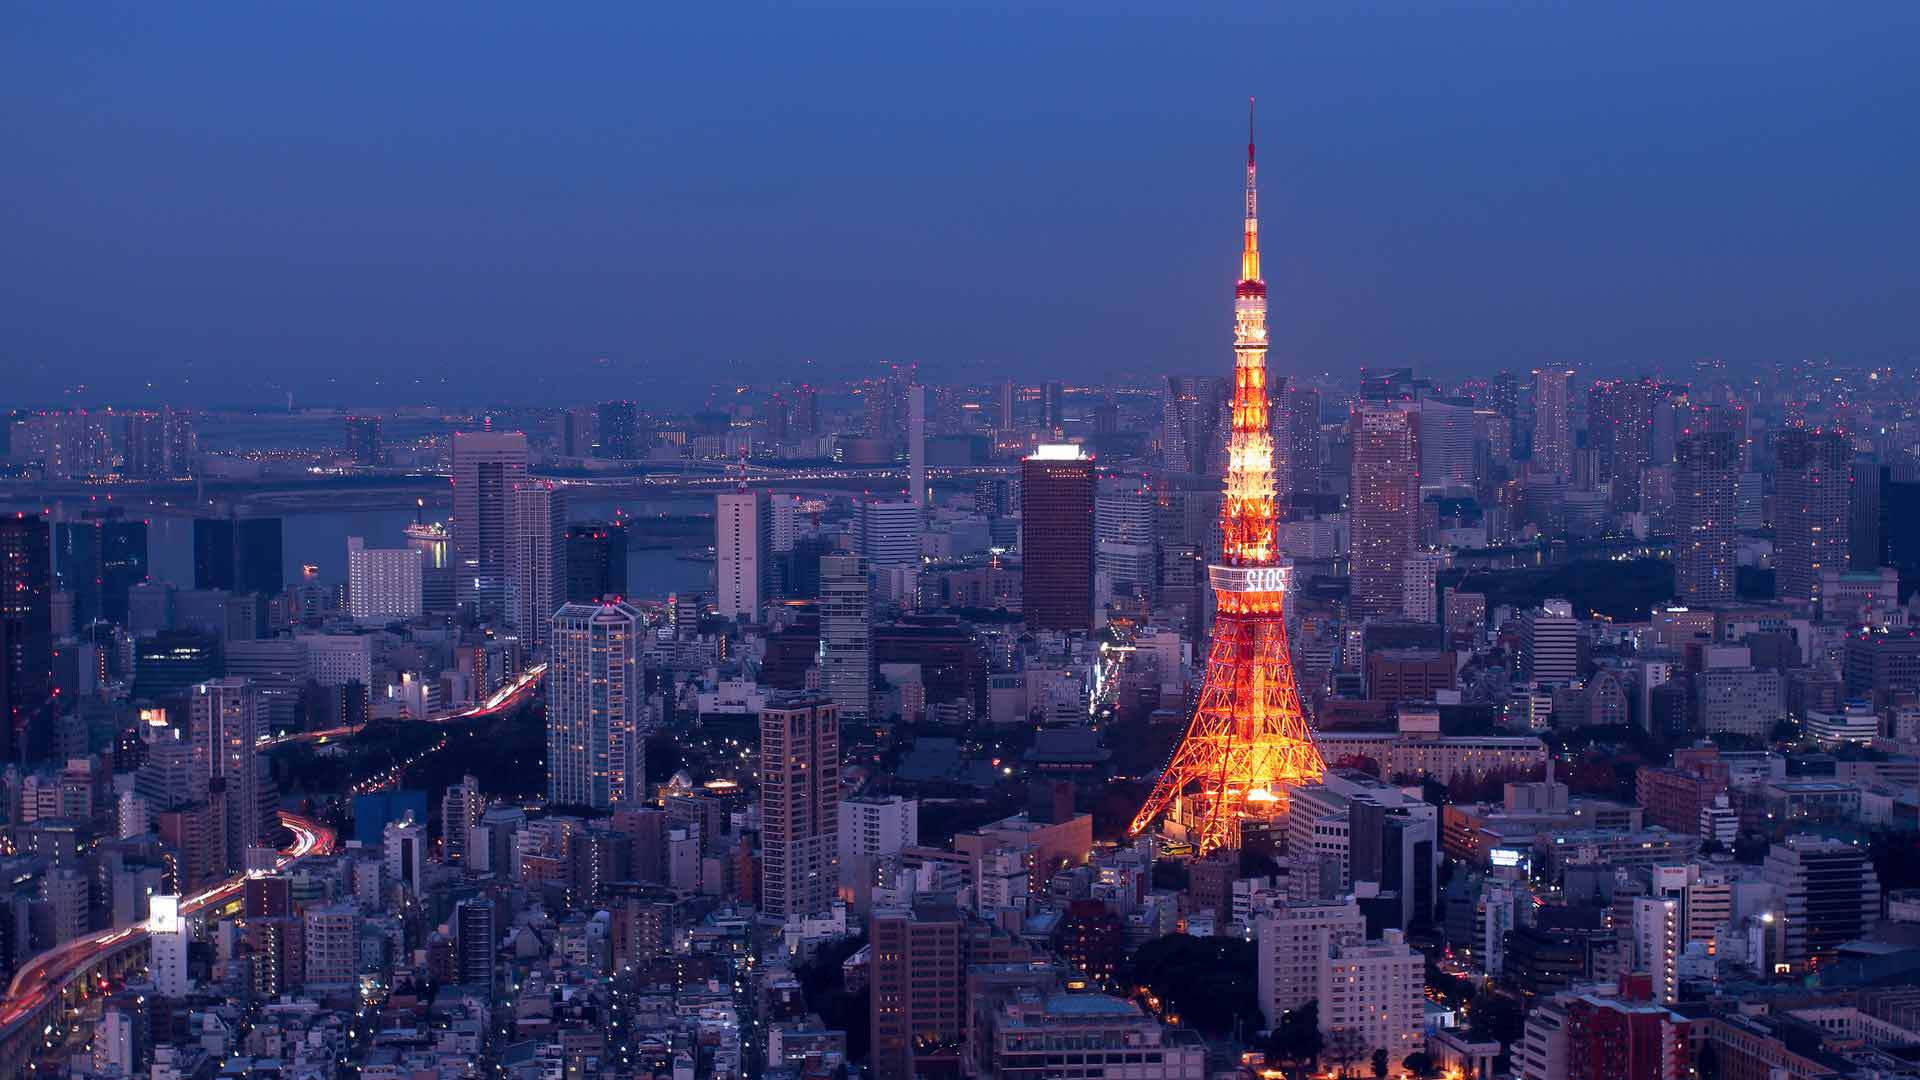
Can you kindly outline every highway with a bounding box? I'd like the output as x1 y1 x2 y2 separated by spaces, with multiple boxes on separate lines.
0 812 337 1037
260 662 545 749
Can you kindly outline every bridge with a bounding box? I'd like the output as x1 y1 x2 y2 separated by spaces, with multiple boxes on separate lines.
0 812 337 1073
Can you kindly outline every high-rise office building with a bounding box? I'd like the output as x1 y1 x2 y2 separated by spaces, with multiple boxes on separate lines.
1775 428 1852 608
193 516 282 596
908 384 928 509
1417 398 1477 490
1588 379 1655 509
1531 367 1573 478
598 400 638 459
1164 375 1228 476
1020 445 1096 632
564 522 628 603
54 512 147 627
451 431 529 618
857 499 922 570
1094 484 1157 603
344 415 384 466
759 694 840 920
547 600 645 809
190 676 262 872
1674 431 1738 604
1 513 53 759
1349 404 1420 619
819 554 871 723
1286 386 1322 497
507 481 566 645
404 521 454 614
717 490 771 621
998 380 1018 431
793 385 820 436
346 537 424 622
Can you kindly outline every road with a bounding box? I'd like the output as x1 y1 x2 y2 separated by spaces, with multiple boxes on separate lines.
259 662 545 749
0 812 338 1033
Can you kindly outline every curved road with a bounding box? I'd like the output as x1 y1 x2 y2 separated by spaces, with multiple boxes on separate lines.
259 663 545 749
0 662 543 1058
0 812 337 1034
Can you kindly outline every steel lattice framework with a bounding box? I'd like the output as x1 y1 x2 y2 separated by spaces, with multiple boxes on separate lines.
1130 104 1325 856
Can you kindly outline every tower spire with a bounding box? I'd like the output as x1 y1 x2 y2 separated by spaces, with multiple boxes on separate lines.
1241 97 1260 287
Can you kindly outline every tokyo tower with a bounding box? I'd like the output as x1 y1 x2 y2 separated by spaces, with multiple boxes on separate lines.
1129 102 1325 857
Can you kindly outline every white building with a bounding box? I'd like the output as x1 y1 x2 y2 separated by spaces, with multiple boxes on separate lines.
346 536 424 622
858 499 922 570
1255 899 1366 1025
300 633 373 688
1418 398 1478 489
547 600 646 809
1318 928 1424 1068
717 490 770 621
1095 486 1157 604
149 894 190 996
1632 896 1680 1003
1806 702 1878 746
840 794 918 862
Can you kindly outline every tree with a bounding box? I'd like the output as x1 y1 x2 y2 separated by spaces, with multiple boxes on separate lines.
1696 1041 1721 1080
1322 1028 1369 1080
1372 1048 1390 1080
1264 1002 1324 1080
1403 1053 1442 1080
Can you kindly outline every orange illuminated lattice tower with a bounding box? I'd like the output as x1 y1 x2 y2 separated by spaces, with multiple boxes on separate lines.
1129 102 1325 856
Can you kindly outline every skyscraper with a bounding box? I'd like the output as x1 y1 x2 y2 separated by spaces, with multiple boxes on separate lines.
1588 379 1655 509
190 677 262 872
565 522 628 603
1416 397 1476 490
598 400 638 459
1094 484 1157 604
54 512 147 626
1286 385 1322 496
1164 375 1228 476
1674 431 1738 604
818 554 871 723
547 599 645 809
0 513 52 760
1775 428 1852 609
344 415 384 466
908 384 928 509
716 490 770 621
1761 835 1880 971
1020 445 1096 632
1531 367 1573 478
508 481 566 645
1349 403 1420 620
451 431 529 618
759 694 840 920
194 516 283 596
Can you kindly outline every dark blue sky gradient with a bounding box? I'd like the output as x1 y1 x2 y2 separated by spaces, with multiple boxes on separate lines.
4 2 1918 407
